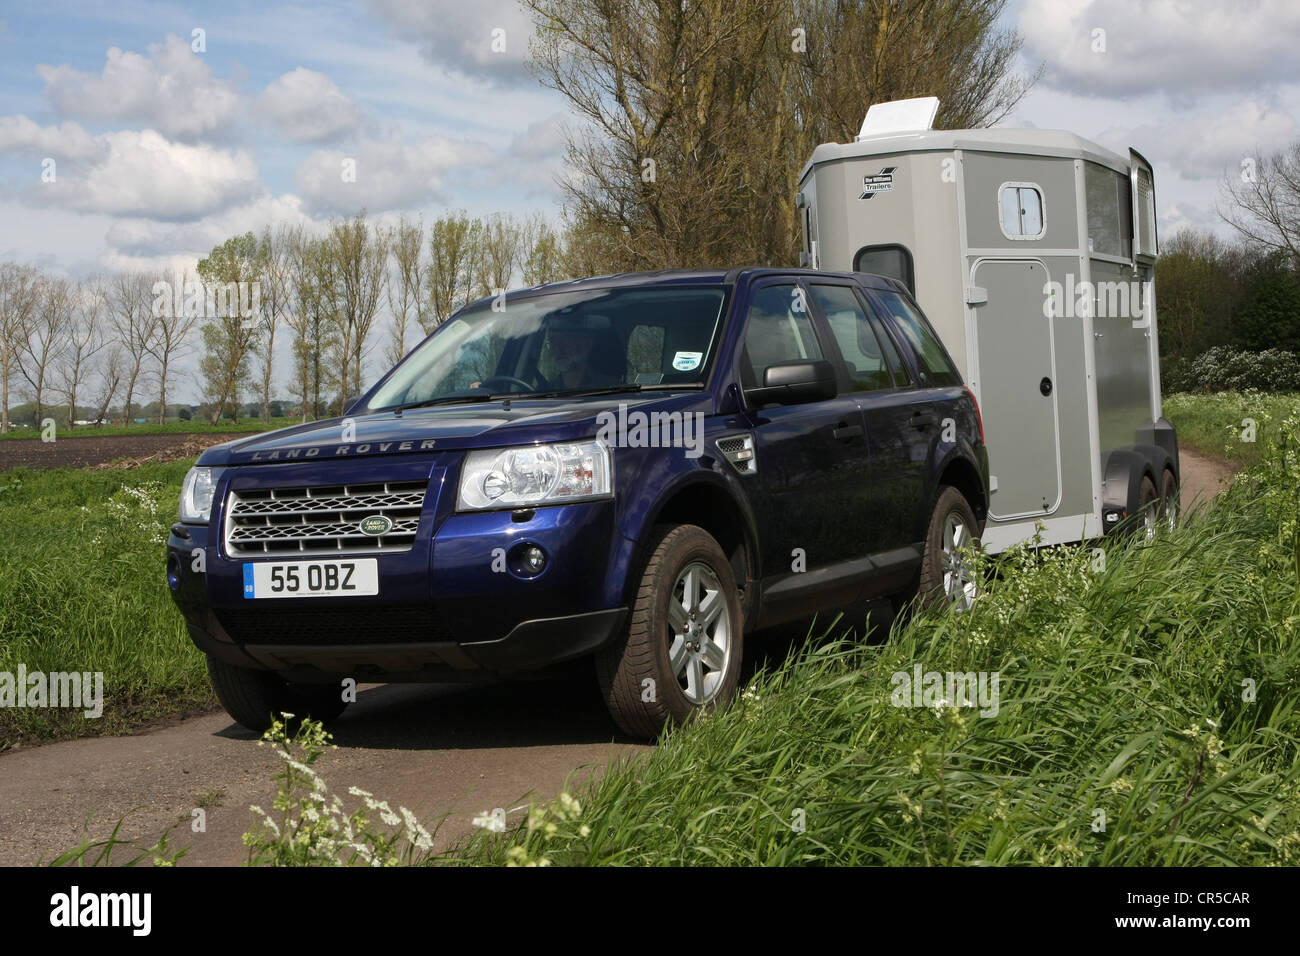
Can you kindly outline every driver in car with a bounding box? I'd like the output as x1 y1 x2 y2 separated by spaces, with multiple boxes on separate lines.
474 314 623 392
533 314 623 391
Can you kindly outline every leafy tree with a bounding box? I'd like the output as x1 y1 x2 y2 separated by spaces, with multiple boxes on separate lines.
526 0 1034 271
197 233 262 425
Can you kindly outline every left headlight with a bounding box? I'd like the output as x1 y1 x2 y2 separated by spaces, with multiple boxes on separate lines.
457 439 612 511
179 466 222 523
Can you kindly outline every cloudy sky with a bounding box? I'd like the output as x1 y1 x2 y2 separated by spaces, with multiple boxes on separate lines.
0 0 1296 398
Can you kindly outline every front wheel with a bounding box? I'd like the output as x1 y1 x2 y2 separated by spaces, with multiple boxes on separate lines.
206 655 349 733
596 525 743 739
917 485 982 612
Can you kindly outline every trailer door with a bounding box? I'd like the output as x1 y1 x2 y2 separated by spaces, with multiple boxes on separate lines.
970 258 1063 520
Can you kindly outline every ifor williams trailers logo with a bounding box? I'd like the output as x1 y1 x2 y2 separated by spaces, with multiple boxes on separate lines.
859 166 896 199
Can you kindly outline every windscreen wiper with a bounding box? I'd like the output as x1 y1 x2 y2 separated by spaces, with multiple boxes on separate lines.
520 383 704 400
387 391 497 415
523 385 649 400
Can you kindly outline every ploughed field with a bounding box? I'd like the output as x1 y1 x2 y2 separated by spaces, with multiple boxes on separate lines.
0 433 252 471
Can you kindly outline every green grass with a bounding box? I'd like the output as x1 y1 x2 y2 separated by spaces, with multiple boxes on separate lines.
1164 391 1300 468
0 463 212 749
10 390 1300 866
447 414 1300 865
0 418 298 440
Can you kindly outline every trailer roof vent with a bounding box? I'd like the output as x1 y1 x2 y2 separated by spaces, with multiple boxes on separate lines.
856 96 940 141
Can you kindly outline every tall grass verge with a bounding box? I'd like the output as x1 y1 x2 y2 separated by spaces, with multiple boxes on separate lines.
0 463 211 749
451 413 1300 865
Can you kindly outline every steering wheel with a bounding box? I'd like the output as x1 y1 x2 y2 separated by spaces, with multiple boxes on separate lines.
478 375 536 393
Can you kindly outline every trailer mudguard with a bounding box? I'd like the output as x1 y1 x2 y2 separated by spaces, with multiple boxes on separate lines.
1135 417 1180 482
1101 449 1154 532
1132 444 1174 484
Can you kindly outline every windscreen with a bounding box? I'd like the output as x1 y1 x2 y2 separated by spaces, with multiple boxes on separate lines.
364 285 728 411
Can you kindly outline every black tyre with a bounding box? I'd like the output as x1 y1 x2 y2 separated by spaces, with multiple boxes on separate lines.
1159 468 1179 533
917 485 981 612
596 524 743 740
1137 474 1160 541
282 682 350 723
206 655 349 733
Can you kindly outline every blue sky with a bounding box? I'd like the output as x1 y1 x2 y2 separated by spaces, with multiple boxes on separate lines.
0 0 568 276
1 0 1297 400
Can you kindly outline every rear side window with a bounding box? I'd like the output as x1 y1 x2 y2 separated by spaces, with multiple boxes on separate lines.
808 284 897 392
740 284 824 388
872 290 962 388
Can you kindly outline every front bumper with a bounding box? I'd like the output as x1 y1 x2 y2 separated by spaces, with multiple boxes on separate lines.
176 601 627 682
166 454 629 680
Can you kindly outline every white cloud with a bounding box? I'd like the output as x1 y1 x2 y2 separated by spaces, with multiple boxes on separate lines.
0 200 117 275
24 127 261 220
507 113 568 161
499 113 568 198
35 34 241 140
102 194 321 271
258 67 362 142
1019 0 1300 98
0 115 101 161
1105 98 1300 181
296 135 495 213
368 0 533 84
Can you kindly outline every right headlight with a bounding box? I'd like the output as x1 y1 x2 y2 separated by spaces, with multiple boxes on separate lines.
457 439 612 511
179 466 222 524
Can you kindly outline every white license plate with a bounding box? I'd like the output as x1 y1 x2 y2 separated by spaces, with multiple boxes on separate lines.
243 559 378 599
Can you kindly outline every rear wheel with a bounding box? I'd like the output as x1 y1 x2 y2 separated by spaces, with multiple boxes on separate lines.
917 485 981 612
206 655 349 733
596 524 743 739
1159 468 1179 533
1138 474 1160 541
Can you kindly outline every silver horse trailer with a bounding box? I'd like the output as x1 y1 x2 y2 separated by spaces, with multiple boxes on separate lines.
798 97 1179 553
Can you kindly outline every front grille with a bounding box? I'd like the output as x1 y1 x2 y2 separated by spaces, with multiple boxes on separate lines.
224 480 428 556
217 606 447 644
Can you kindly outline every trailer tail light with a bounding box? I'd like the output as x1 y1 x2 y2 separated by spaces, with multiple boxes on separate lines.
964 385 984 445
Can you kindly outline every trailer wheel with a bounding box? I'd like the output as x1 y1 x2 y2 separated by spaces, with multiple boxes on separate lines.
1137 475 1160 541
1159 469 1179 533
917 485 981 612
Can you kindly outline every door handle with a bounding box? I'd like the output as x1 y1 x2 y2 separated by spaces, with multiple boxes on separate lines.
833 422 864 441
910 411 937 429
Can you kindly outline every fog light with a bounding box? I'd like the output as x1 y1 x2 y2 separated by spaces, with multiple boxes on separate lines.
508 541 549 578
523 545 546 573
167 553 182 591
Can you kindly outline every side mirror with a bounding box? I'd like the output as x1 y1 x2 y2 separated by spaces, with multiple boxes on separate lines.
746 359 837 407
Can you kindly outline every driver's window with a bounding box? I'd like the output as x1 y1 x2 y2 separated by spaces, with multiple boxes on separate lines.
741 284 823 388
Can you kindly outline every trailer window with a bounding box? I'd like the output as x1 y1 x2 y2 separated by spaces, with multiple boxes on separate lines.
999 183 1045 240
1135 166 1157 257
853 244 914 295
1085 163 1132 258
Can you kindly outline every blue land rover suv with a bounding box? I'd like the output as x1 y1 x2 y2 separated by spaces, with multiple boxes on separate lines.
167 268 988 739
